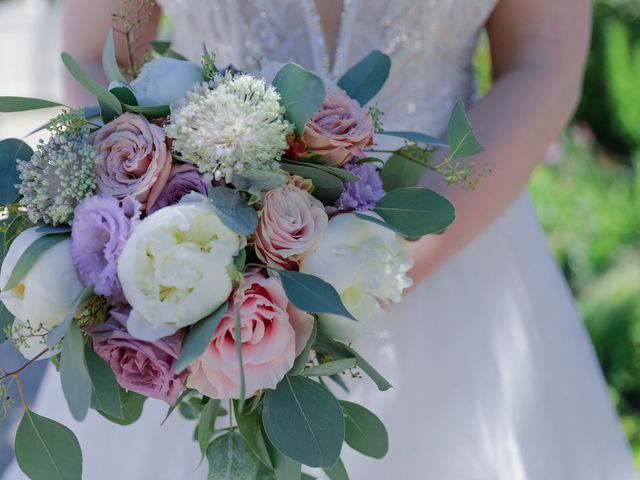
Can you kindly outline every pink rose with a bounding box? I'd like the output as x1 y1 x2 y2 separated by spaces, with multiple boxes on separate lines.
254 185 328 270
301 89 374 166
187 270 314 400
92 112 172 211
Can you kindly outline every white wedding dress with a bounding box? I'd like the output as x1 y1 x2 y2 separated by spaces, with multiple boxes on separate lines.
3 1 638 479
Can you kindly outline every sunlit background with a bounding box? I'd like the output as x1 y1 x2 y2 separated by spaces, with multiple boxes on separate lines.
0 0 639 474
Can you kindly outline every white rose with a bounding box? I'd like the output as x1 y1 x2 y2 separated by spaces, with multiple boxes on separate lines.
300 213 413 342
0 228 84 329
10 318 61 361
118 201 244 341
131 58 204 106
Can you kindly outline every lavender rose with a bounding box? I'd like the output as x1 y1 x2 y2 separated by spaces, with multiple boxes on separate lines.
302 89 374 166
92 112 172 211
254 185 328 270
71 195 141 304
334 161 385 212
84 306 188 405
147 163 210 214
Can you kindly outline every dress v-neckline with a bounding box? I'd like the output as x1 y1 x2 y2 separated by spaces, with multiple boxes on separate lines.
305 0 355 76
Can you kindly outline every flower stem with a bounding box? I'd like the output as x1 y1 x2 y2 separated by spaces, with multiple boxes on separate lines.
0 349 49 381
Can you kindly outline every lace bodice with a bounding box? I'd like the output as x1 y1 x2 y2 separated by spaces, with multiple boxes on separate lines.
158 0 497 133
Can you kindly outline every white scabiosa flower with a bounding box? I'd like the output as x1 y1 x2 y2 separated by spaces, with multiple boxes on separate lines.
18 135 98 225
300 213 414 342
166 73 292 182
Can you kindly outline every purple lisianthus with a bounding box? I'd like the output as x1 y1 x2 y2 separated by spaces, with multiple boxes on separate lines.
334 160 385 212
71 195 141 304
84 306 188 405
147 163 210 214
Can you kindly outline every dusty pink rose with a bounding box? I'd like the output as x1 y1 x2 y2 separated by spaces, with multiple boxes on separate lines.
254 185 328 270
84 306 188 405
187 270 314 400
302 89 375 166
92 112 172 211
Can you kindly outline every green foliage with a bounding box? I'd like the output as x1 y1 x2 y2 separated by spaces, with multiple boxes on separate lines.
262 376 344 468
175 302 228 374
207 187 259 236
337 50 391 106
275 269 356 321
86 346 122 418
280 162 343 203
206 432 259 480
272 63 325 135
59 322 92 421
575 3 640 155
0 139 32 205
15 410 83 480
340 401 388 459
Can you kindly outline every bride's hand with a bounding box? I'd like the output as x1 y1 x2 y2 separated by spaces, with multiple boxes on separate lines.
407 0 591 285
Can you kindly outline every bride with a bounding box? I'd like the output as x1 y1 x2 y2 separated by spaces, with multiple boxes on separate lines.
4 0 638 479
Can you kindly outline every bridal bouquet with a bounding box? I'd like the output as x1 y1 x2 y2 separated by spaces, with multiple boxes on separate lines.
0 29 483 480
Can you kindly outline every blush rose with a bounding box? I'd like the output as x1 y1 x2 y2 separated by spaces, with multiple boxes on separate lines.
301 89 374 166
254 184 328 270
187 270 314 400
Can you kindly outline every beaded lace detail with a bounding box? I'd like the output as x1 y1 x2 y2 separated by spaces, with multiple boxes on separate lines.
158 0 497 132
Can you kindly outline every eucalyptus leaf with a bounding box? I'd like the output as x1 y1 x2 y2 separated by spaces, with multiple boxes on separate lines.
4 233 69 292
60 322 92 421
35 225 72 235
280 162 343 203
275 269 355 321
161 389 193 425
14 410 82 480
0 303 14 344
99 390 146 425
4 215 34 253
263 376 344 468
379 130 448 148
372 187 455 237
206 432 259 480
380 151 424 191
272 63 325 134
102 29 128 84
266 440 302 480
150 41 172 56
235 403 273 468
231 169 289 195
447 99 483 159
86 346 122 418
0 138 32 205
47 285 94 347
298 358 356 377
176 302 228 373
355 157 384 165
0 96 64 112
110 85 138 106
323 459 349 480
123 103 170 119
61 52 122 121
296 162 360 182
208 187 258 236
290 320 317 375
337 50 391 106
340 401 388 459
198 398 220 456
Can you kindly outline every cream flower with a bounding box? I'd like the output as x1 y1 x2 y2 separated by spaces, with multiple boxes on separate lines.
117 201 244 341
300 213 413 342
166 73 292 182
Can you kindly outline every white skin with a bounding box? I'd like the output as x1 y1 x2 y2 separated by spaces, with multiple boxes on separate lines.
63 0 592 285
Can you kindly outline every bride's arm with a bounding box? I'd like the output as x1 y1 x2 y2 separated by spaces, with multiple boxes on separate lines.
62 0 160 106
407 0 592 284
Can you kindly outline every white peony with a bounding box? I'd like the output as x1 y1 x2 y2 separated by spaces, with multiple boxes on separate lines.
130 57 204 106
300 213 413 342
0 228 84 329
118 201 244 341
